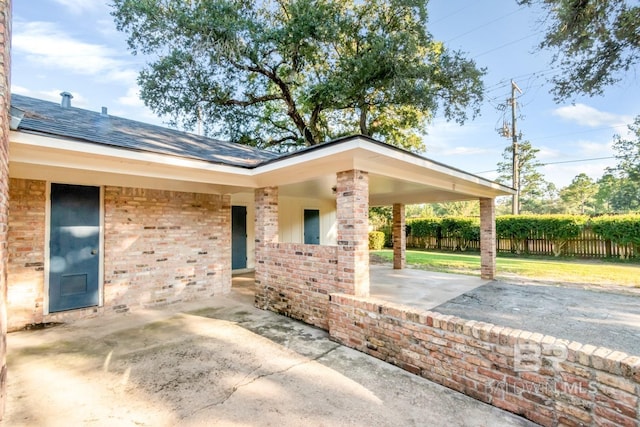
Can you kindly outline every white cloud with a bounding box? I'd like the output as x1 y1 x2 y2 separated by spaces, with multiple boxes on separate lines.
536 145 561 160
552 104 633 128
52 0 106 15
424 119 490 156
573 139 614 157
13 21 137 84
12 85 89 107
435 146 489 156
543 160 617 188
118 86 144 107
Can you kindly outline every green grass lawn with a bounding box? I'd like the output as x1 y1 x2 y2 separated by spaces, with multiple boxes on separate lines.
371 249 640 288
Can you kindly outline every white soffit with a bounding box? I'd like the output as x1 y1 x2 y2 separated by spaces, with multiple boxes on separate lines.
254 137 514 198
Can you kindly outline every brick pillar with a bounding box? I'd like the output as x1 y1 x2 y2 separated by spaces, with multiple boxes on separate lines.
392 203 405 270
479 198 496 280
336 170 369 297
0 0 10 418
254 187 278 309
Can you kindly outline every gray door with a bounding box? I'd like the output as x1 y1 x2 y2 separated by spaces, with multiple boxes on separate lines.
232 206 247 269
304 209 320 245
49 184 100 312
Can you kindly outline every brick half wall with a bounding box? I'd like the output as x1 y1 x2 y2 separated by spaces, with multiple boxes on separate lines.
329 294 640 427
255 243 338 329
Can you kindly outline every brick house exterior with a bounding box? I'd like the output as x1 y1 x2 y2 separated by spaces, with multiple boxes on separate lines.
7 94 512 332
0 0 10 417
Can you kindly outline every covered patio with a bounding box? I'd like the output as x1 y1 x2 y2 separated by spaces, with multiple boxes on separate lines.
250 136 513 329
235 265 489 313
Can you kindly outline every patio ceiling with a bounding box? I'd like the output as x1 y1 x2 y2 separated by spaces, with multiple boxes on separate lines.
259 136 514 205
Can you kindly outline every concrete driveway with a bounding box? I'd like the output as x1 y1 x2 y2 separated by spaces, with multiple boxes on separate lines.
5 276 535 427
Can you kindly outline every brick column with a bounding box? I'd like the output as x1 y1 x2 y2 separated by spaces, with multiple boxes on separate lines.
336 170 369 297
479 198 496 280
392 203 405 269
254 187 278 308
0 0 10 418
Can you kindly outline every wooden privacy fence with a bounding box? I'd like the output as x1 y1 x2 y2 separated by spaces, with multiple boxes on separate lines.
406 228 637 258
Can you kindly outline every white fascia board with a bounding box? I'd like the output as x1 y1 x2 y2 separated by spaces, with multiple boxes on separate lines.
10 131 255 188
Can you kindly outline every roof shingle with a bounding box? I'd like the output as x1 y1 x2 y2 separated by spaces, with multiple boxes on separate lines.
11 94 279 167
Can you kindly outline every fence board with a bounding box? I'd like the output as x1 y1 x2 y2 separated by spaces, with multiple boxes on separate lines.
406 228 637 259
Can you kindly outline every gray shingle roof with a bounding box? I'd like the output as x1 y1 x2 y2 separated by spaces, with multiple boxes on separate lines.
11 94 279 167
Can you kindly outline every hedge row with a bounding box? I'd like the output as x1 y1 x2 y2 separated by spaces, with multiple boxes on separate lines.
400 214 640 256
591 214 640 245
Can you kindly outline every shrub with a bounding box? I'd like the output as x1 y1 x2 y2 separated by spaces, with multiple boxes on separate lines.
369 231 386 250
407 217 441 238
440 216 479 251
591 214 640 258
496 214 587 256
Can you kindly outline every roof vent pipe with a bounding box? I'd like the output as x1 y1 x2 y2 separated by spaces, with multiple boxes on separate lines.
60 91 73 108
101 106 108 116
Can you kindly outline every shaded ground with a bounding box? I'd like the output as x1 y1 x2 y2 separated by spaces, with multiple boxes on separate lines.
5 276 535 427
434 280 640 356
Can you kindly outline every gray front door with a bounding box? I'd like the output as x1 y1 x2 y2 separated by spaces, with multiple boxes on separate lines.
232 205 247 270
49 183 100 312
304 209 320 245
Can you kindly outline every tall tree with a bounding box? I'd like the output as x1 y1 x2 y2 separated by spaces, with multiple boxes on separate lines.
518 0 640 101
496 140 550 213
594 173 619 213
112 0 485 151
612 116 640 181
431 201 479 217
606 117 640 211
560 173 598 214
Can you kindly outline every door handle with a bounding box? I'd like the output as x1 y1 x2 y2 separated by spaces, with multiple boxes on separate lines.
91 249 98 255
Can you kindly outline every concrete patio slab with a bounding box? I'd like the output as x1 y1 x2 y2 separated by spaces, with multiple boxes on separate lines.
369 264 490 310
5 276 535 427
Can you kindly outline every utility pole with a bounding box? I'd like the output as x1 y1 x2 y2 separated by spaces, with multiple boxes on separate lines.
510 80 522 215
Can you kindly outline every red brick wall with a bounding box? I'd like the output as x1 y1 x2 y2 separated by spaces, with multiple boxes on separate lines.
0 0 10 416
392 203 405 269
254 186 279 307
329 294 640 427
7 179 45 330
336 170 369 296
254 173 371 330
479 198 496 279
103 186 231 312
6 181 231 328
254 242 338 329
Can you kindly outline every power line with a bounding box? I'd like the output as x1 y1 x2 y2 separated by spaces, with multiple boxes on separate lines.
446 7 525 43
529 124 629 141
474 156 617 174
430 4 474 25
473 32 543 59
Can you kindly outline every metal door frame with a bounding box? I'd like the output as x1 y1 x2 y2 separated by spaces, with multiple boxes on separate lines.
44 182 105 315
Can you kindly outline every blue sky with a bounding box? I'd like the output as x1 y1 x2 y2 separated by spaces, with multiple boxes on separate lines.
12 0 639 187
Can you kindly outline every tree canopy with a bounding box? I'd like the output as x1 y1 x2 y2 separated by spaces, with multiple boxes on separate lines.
606 117 640 212
560 173 598 214
112 0 485 151
496 140 552 213
518 0 640 101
